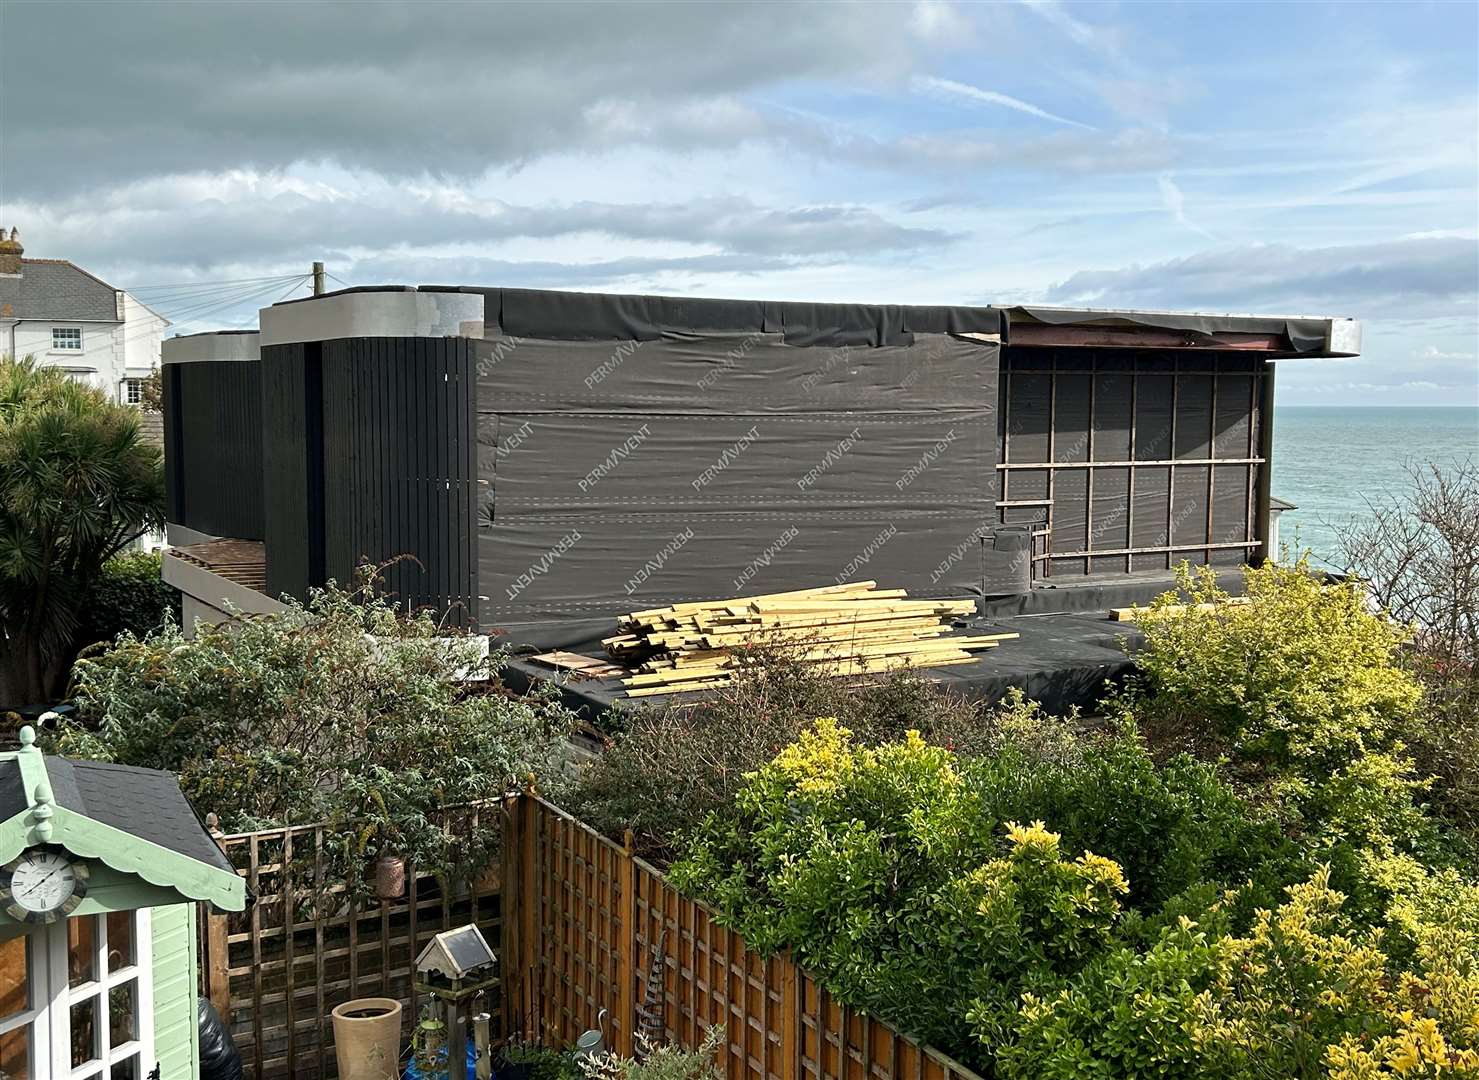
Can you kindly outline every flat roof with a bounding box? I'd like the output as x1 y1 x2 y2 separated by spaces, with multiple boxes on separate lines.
244 284 1360 358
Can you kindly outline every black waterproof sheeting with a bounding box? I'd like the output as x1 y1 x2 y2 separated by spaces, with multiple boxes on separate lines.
437 286 1006 347
474 331 999 622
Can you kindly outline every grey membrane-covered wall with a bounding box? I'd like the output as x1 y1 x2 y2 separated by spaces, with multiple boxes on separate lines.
473 330 999 623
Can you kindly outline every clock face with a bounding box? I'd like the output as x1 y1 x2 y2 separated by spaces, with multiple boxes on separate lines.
2 850 88 922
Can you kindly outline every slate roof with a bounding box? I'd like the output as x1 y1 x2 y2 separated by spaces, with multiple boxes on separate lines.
0 259 121 322
0 760 25 823
43 757 235 876
0 730 245 910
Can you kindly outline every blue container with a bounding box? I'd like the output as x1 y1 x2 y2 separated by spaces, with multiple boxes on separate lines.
403 1042 479 1080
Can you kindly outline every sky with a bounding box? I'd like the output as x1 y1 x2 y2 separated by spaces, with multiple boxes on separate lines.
2 0 1476 406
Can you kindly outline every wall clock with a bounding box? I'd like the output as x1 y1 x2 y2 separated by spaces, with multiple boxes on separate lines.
0 848 90 923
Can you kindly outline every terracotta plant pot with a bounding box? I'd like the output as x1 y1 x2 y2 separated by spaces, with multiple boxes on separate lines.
331 997 403 1080
374 853 406 900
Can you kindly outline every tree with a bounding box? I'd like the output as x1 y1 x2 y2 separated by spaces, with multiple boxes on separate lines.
1337 458 1479 666
0 357 164 705
1337 459 1479 832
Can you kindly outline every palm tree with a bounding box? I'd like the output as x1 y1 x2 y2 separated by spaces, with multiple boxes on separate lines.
0 356 164 705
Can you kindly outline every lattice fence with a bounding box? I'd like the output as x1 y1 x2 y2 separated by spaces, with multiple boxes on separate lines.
501 795 983 1080
200 804 502 1079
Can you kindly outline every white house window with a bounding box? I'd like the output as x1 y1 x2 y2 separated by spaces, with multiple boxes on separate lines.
122 379 144 406
0 910 153 1080
51 328 82 352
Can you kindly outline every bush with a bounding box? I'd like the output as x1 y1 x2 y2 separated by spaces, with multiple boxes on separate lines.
667 716 1479 1075
1129 558 1421 778
668 718 1283 1063
562 648 988 862
52 572 574 889
997 868 1479 1079
78 550 180 649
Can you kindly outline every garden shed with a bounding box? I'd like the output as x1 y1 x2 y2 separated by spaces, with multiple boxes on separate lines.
0 726 246 1079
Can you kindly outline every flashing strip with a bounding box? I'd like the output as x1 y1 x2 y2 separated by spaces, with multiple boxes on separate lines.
259 288 484 347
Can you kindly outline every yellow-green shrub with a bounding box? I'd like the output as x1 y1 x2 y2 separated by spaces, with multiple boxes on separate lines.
1131 559 1421 776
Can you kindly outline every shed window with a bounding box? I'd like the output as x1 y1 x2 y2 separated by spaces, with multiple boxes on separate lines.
0 910 154 1079
52 328 83 351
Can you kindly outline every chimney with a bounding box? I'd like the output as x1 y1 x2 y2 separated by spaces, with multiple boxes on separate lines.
0 228 22 276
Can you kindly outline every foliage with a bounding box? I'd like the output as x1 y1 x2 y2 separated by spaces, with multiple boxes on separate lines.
50 571 574 889
78 550 180 649
500 1039 583 1080
668 717 1287 1062
997 868 1479 1079
1129 557 1421 779
0 356 164 704
1332 458 1479 838
578 1026 725 1080
562 647 988 862
668 712 1479 1075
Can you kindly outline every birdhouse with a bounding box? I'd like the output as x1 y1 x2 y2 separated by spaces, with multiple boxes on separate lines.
415 924 496 987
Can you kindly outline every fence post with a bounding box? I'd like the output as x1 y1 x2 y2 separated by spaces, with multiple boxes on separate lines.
521 792 538 1038
781 953 800 1080
203 813 233 1022
500 794 521 1040
617 829 637 1057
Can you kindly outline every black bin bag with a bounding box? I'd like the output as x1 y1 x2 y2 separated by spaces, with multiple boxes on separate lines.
198 996 245 1080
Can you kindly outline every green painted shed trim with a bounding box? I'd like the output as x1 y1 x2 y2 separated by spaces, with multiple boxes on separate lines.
0 728 245 913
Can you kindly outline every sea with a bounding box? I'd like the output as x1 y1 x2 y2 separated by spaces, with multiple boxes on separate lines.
1271 406 1479 569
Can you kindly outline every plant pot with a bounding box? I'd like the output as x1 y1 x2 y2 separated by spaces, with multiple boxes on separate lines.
374 853 406 900
331 997 403 1080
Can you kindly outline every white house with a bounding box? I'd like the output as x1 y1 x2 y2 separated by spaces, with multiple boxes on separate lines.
0 228 169 404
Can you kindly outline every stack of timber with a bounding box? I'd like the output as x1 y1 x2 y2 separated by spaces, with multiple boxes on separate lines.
603 581 1017 698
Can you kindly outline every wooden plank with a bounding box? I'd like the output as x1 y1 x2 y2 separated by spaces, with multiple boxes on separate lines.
1108 597 1250 621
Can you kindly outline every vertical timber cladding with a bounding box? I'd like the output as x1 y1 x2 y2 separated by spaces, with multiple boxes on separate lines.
164 360 265 539
262 337 478 622
998 346 1265 577
262 341 313 600
317 337 478 627
473 331 1000 622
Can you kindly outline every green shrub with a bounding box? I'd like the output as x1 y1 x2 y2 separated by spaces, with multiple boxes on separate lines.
78 550 180 649
668 718 1282 1063
52 572 574 889
562 648 988 862
1129 558 1421 778
996 868 1479 1079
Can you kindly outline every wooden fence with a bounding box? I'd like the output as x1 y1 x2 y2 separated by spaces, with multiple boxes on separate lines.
501 795 984 1080
200 805 503 1079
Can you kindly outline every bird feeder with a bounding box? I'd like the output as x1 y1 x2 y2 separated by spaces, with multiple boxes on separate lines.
413 924 498 1080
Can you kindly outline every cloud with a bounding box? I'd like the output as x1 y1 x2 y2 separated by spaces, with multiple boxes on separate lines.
7 169 954 292
1045 236 1479 319
1156 172 1212 238
0 0 965 195
914 76 1096 130
1419 345 1476 361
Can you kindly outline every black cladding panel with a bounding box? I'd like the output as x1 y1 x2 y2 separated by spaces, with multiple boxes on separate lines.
166 360 264 540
